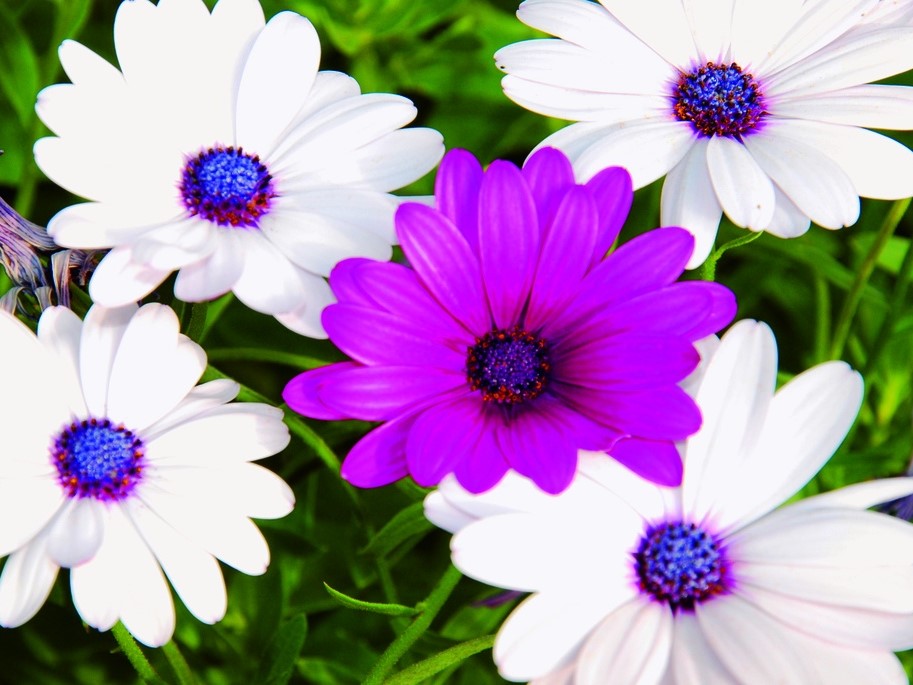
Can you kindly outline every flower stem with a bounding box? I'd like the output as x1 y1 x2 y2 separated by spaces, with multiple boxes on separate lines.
863 226 913 377
162 640 197 685
382 634 496 685
830 198 911 360
695 231 762 282
111 623 169 685
362 564 462 685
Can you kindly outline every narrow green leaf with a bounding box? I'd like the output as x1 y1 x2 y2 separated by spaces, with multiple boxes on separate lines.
323 583 419 617
382 634 495 685
256 614 308 685
0 4 39 126
361 501 433 558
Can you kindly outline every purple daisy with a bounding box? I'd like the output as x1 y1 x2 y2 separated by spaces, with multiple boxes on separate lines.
283 148 735 494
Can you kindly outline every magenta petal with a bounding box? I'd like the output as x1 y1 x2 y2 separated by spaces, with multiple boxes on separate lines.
283 362 360 420
521 147 576 232
479 161 540 328
608 437 683 487
499 404 577 494
525 186 599 331
341 417 413 488
329 258 378 307
452 419 510 494
406 397 485 487
586 166 633 264
397 202 490 334
323 304 464 370
322 365 466 421
435 149 484 252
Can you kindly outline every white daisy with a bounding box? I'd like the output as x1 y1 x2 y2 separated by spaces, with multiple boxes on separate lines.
496 0 913 267
35 0 444 337
426 320 913 684
0 303 293 647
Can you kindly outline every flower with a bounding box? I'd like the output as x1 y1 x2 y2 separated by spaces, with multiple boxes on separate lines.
35 0 444 338
426 320 913 684
0 302 293 647
496 0 913 267
284 147 735 494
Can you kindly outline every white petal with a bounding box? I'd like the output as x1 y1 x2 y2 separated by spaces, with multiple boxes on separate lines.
126 499 227 625
743 126 859 229
530 665 575 685
577 453 671 523
230 230 308 314
174 231 245 302
37 306 87 416
670 612 738 685
236 12 320 157
769 119 913 200
682 0 734 62
659 139 722 269
707 136 775 230
87 248 172 307
597 0 698 67
789 477 913 512
47 499 107 567
575 598 672 685
423 491 477 534
0 479 64 557
58 38 122 88
273 272 335 338
572 120 696 187
281 70 363 132
795 630 908 685
142 379 240 441
130 219 217 271
105 304 206 430
765 185 811 238
430 472 572 525
729 0 804 69
78 303 137 417
0 532 59 627
288 188 399 243
45 202 169 251
682 320 777 527
773 84 913 130
494 590 632 682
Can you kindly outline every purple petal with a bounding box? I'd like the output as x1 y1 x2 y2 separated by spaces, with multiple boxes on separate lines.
397 202 490 334
525 186 599 331
435 149 484 252
283 362 359 420
322 365 467 421
349 261 471 340
323 304 464 370
479 161 539 328
406 396 486 487
521 147 576 232
329 258 377 307
554 335 699 391
608 437 683 487
499 401 578 494
586 166 633 264
556 384 702 442
452 417 510 494
341 417 413 488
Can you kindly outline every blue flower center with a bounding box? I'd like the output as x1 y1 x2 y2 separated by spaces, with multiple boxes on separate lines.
673 62 766 138
467 327 550 404
179 145 276 228
51 418 145 501
634 521 729 611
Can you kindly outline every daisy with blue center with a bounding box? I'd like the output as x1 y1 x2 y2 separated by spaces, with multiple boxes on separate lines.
496 0 913 267
34 0 444 337
0 303 293 647
426 320 913 684
284 147 735 495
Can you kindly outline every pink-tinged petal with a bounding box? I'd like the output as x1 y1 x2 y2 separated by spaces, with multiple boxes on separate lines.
521 147 577 233
453 425 511 494
396 203 490 334
585 166 633 264
340 417 413 488
525 186 599 331
406 397 486 487
499 403 578 494
322 304 464 371
282 362 359 420
328 258 378 307
670 612 739 685
321 365 466 421
0 533 59 628
479 161 540 328
435 149 484 252
608 437 683 487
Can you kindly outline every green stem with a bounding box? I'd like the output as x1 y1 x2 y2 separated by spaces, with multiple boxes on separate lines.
813 275 831 364
830 198 911 360
362 565 463 685
184 302 209 344
197 293 234 343
111 623 169 685
162 641 196 685
206 347 331 370
694 231 762 282
863 227 913 377
382 634 496 685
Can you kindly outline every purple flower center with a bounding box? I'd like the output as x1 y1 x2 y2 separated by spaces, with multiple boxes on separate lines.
633 521 730 611
673 62 766 138
51 418 145 501
179 145 275 228
467 327 550 404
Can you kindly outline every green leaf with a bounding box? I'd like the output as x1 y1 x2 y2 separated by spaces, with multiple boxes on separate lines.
361 501 433 559
0 4 39 126
381 635 495 685
256 614 308 685
323 583 419 617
